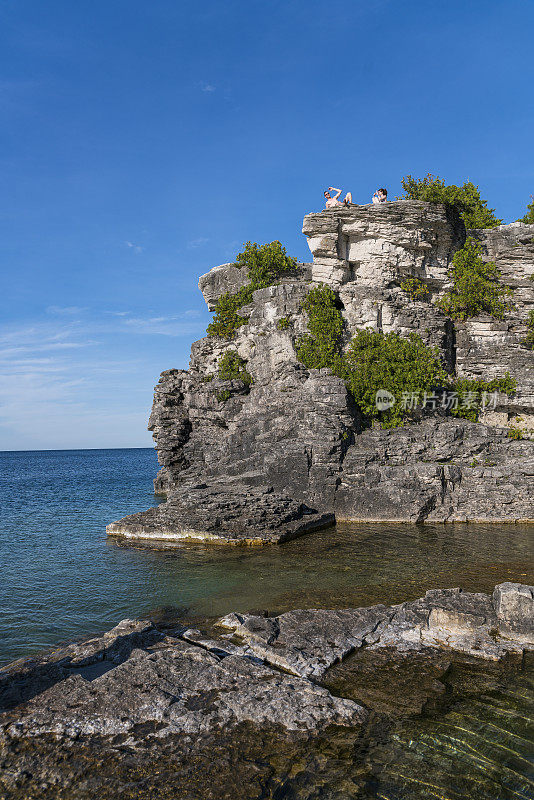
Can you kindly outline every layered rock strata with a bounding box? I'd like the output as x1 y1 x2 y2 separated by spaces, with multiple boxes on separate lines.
108 201 534 543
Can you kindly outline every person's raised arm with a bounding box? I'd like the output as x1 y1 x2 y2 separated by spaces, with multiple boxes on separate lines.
329 187 342 200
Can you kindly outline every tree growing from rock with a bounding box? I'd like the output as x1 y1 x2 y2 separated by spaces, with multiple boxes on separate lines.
401 173 502 229
519 195 534 224
437 238 513 321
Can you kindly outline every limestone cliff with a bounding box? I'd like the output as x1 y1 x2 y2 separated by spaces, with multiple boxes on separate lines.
107 201 534 543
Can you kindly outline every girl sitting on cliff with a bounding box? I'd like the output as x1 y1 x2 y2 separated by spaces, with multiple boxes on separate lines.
324 187 352 208
372 188 388 204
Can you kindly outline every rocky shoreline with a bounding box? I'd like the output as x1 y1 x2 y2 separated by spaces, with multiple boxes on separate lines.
1 582 532 798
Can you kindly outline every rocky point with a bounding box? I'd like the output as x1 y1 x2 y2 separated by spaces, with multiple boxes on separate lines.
106 200 534 544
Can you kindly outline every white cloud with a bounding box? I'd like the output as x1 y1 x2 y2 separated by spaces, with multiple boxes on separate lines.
46 305 87 316
187 237 209 249
125 241 143 253
199 82 216 93
121 315 206 336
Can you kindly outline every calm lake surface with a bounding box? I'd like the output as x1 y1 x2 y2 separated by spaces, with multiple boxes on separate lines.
1 447 533 665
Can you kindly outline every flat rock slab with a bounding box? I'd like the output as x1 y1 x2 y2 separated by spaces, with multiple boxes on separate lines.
219 606 391 678
0 619 161 712
107 483 334 545
219 583 534 677
1 640 365 748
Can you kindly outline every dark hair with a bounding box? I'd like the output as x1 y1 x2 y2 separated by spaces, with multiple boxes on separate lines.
379 188 387 195
324 190 330 196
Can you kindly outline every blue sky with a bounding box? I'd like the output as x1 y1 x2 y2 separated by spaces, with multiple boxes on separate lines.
1 0 533 450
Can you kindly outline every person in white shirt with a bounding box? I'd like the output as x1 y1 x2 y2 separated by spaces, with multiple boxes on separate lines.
372 188 388 204
324 186 352 208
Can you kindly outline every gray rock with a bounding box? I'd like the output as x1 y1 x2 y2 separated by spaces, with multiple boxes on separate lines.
220 583 534 674
492 581 534 634
0 619 161 712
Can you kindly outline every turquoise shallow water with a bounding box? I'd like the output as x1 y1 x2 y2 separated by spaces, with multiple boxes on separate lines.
1 447 533 665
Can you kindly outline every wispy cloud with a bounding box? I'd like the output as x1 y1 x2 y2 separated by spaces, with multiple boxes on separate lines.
46 305 87 316
121 314 205 336
199 81 216 93
125 240 143 253
187 237 209 249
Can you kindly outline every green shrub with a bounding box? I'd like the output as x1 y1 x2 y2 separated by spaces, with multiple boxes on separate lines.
401 173 502 229
296 285 344 370
218 350 253 385
339 329 448 428
207 241 297 339
235 241 296 287
523 309 534 350
519 196 534 224
206 286 254 338
277 316 291 331
215 389 231 403
508 426 524 440
450 375 516 422
400 277 429 301
437 238 513 321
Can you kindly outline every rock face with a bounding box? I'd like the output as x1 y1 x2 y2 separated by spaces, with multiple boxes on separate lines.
0 583 531 798
107 201 534 544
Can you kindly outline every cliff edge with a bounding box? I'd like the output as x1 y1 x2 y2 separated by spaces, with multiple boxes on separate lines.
108 201 534 544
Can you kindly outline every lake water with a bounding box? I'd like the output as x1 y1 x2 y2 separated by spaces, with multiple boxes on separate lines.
1 447 533 665
1 448 534 798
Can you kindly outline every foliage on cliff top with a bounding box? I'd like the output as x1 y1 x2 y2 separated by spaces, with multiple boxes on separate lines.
437 238 513 321
236 241 297 287
519 196 534 224
207 241 297 338
296 285 344 370
401 173 502 229
218 350 253 386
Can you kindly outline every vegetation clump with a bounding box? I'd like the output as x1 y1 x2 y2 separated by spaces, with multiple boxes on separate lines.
523 309 534 350
437 238 513 321
519 196 534 224
277 316 291 331
401 173 502 229
207 285 254 338
295 286 516 428
450 375 517 422
207 241 296 339
235 241 296 287
218 350 253 386
400 277 429 301
338 329 448 428
295 285 344 370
